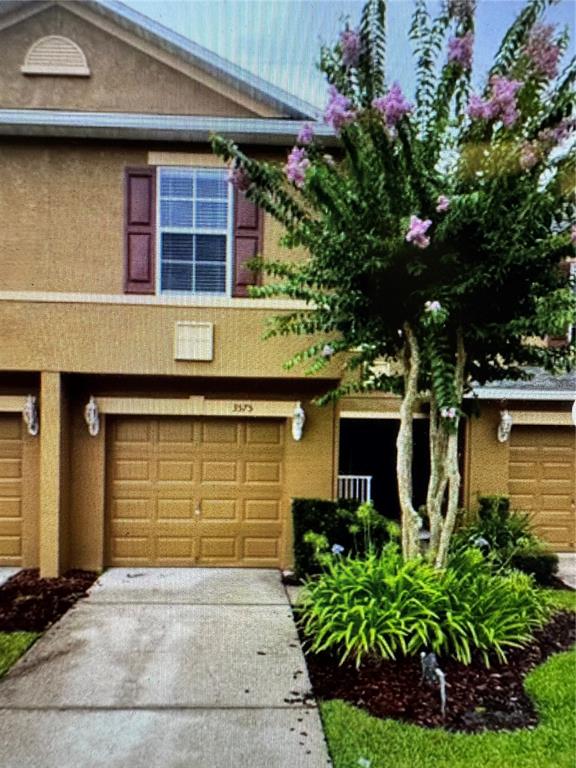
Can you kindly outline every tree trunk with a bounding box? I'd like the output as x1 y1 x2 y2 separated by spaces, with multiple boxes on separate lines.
396 324 421 560
434 330 467 569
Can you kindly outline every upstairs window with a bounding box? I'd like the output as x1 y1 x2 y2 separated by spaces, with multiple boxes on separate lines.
157 167 232 295
124 165 262 297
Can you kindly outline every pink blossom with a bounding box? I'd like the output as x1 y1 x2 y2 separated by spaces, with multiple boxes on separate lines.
228 162 251 191
524 23 561 79
468 93 493 121
468 76 522 127
372 83 412 127
425 300 442 313
406 215 432 249
284 146 310 188
519 142 539 170
490 76 522 127
297 122 315 145
324 85 356 133
340 28 361 68
538 119 575 146
448 32 474 70
441 406 458 419
436 195 450 213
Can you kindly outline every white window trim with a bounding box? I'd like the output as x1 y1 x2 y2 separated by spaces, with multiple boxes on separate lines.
155 166 233 298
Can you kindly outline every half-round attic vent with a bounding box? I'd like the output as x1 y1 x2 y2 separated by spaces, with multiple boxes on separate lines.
21 35 90 76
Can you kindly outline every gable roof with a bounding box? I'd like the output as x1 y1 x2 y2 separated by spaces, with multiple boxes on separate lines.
0 0 320 120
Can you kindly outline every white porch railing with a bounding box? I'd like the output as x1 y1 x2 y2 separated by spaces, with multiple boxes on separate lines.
337 475 373 503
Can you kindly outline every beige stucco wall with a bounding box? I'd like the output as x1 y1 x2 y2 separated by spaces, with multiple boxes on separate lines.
0 298 342 380
0 143 147 293
0 142 303 294
0 4 269 116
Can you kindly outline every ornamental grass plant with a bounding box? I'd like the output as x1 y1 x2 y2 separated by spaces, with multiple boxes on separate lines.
298 545 551 667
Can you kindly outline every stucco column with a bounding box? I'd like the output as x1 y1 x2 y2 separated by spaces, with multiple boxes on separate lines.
39 371 68 577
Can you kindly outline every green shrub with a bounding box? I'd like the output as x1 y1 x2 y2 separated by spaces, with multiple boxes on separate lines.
292 498 397 578
510 550 559 585
298 545 550 668
451 495 558 585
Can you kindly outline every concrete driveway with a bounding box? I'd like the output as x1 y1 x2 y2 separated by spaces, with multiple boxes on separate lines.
0 568 331 768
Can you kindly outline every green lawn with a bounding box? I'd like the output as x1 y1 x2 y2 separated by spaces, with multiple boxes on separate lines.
546 588 576 612
320 592 576 768
0 632 39 678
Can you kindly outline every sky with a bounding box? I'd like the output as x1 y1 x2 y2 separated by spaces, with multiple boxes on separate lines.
121 0 576 109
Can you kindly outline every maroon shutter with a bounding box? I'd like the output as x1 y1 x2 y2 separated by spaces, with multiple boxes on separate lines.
124 167 156 294
233 191 263 297
547 261 573 347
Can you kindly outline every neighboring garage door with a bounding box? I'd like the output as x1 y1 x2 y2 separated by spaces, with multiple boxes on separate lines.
106 417 286 567
0 415 23 565
509 426 575 552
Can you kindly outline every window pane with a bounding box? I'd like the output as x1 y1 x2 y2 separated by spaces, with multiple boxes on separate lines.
195 264 226 293
160 171 194 198
196 173 227 199
195 200 227 229
162 233 194 261
196 235 226 262
161 200 193 228
161 262 193 292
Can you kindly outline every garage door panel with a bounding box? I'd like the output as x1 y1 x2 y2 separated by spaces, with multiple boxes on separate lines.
0 535 21 558
111 498 152 521
0 416 23 565
246 422 283 445
156 536 194 560
509 426 575 552
157 499 194 520
200 499 239 521
542 462 573 480
244 499 281 521
201 461 237 483
201 421 240 445
198 536 237 561
113 420 152 444
0 497 21 519
0 458 22 479
107 417 285 567
0 418 22 441
157 420 196 445
245 461 281 484
243 537 280 561
157 459 194 481
113 459 150 481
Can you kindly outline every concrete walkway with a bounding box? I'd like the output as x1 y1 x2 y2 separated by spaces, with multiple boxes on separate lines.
0 567 20 587
557 553 576 589
0 568 331 768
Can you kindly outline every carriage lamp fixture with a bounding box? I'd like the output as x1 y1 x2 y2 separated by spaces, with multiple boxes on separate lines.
497 409 513 443
22 395 39 436
292 401 306 441
84 396 100 437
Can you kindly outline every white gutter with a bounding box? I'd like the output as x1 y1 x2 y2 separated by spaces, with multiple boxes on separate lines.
0 110 336 146
467 388 575 401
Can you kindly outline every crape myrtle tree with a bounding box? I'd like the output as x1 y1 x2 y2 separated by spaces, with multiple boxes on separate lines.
212 0 575 568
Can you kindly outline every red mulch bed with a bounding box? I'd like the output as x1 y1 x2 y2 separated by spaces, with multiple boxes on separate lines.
304 611 576 733
0 569 97 632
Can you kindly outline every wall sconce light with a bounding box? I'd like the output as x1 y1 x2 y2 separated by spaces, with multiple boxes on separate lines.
497 409 513 443
22 395 39 436
292 401 305 441
84 396 100 437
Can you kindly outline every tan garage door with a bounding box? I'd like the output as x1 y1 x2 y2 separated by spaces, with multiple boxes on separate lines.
509 426 575 552
0 415 23 565
106 417 286 567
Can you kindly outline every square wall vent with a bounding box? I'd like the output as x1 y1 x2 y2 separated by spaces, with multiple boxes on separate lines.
174 322 214 361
